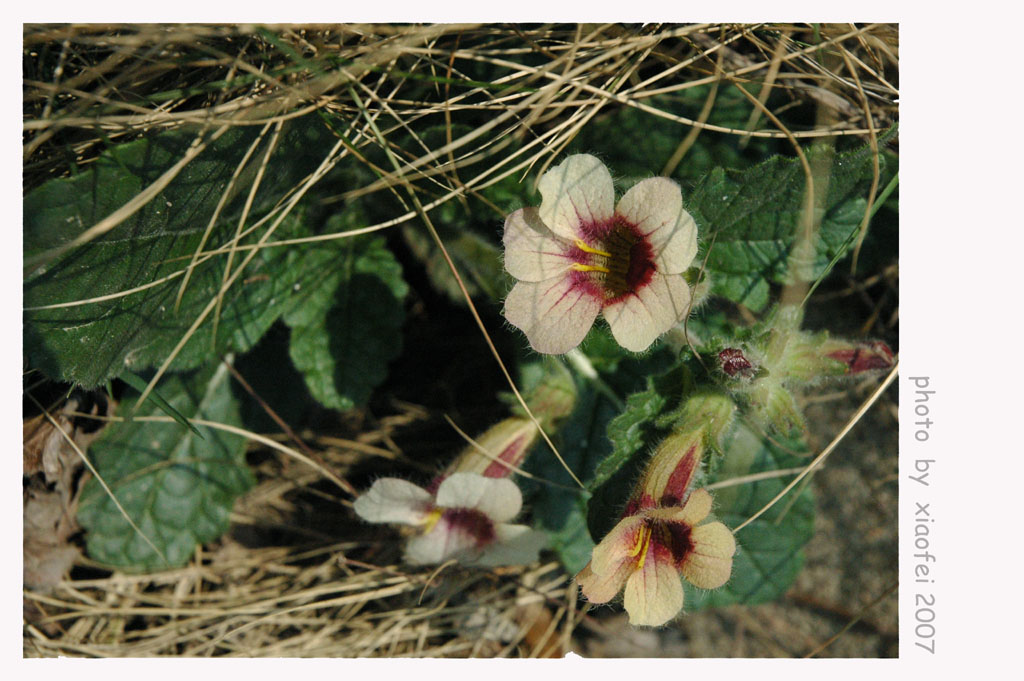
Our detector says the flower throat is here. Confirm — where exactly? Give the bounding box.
[571,219,655,300]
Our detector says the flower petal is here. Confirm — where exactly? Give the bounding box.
[576,558,634,604]
[602,273,692,352]
[676,488,713,525]
[680,521,736,589]
[435,472,522,523]
[353,478,432,525]
[622,553,684,627]
[590,515,646,577]
[615,177,698,275]
[404,519,479,565]
[538,154,615,241]
[470,524,548,567]
[503,208,575,282]
[504,277,601,354]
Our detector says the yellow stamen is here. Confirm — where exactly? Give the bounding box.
[571,262,610,274]
[422,508,443,533]
[573,239,612,258]
[629,525,652,570]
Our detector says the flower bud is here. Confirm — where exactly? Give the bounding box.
[448,417,539,479]
[820,339,895,375]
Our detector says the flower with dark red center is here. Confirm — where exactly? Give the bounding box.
[503,154,698,354]
[577,489,735,626]
[576,429,735,626]
[353,472,546,567]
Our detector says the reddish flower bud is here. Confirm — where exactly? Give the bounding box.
[719,348,755,378]
[824,340,895,374]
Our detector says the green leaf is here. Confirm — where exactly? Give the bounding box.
[685,422,815,610]
[24,118,340,388]
[282,227,408,410]
[77,362,255,572]
[689,135,895,311]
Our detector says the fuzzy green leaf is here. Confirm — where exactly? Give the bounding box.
[282,228,408,410]
[24,119,339,388]
[77,362,255,572]
[685,422,815,610]
[690,135,894,311]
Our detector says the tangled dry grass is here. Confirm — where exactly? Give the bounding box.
[23,23,898,657]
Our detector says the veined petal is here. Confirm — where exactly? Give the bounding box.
[680,521,736,589]
[470,524,548,567]
[504,277,601,355]
[435,472,523,523]
[622,553,684,626]
[538,154,615,242]
[590,515,646,577]
[602,273,692,352]
[353,478,433,525]
[577,558,634,604]
[615,177,698,275]
[503,208,575,282]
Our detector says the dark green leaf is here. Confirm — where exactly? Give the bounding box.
[24,118,339,387]
[689,134,895,311]
[282,228,408,410]
[77,362,255,572]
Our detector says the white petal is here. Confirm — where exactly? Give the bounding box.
[435,472,523,523]
[602,273,692,352]
[404,520,479,565]
[469,524,548,567]
[615,177,698,275]
[353,478,433,525]
[504,277,601,355]
[538,154,615,242]
[622,554,684,627]
[503,208,575,282]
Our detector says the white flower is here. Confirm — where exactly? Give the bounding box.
[353,472,547,567]
[503,154,698,354]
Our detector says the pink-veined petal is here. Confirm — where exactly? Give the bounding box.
[680,521,736,589]
[602,273,692,352]
[503,277,601,354]
[470,524,548,567]
[352,478,432,525]
[538,154,615,242]
[622,553,684,627]
[404,518,480,565]
[576,557,634,604]
[435,472,522,523]
[615,177,698,275]
[503,208,575,282]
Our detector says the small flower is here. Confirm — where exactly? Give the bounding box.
[503,154,698,354]
[577,488,735,627]
[577,436,735,626]
[353,472,547,567]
